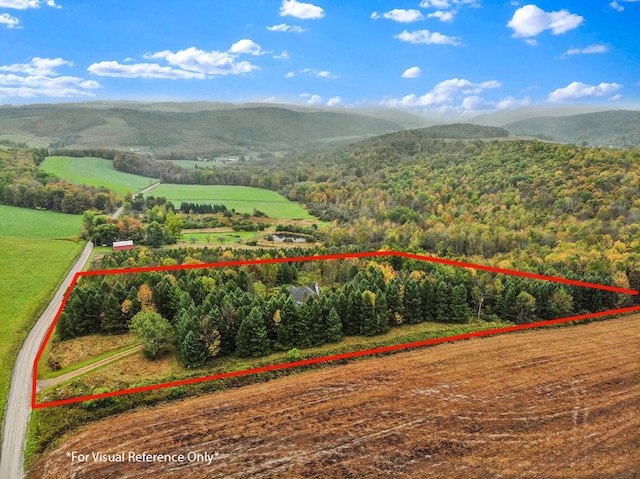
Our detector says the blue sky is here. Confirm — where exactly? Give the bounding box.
[0,0,638,116]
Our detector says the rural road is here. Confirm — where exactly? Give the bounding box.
[0,181,159,478]
[0,242,93,479]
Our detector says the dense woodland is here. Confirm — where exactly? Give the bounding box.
[111,132,640,296]
[0,149,120,214]
[58,248,620,367]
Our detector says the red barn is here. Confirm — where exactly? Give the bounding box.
[113,240,134,251]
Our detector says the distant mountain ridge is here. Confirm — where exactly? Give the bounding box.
[0,103,404,157]
[504,110,640,148]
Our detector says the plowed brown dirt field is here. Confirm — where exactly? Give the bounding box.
[29,315,640,479]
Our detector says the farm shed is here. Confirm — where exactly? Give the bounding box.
[113,240,134,251]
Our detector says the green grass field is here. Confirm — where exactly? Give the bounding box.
[0,205,84,434]
[181,230,260,245]
[153,184,313,219]
[40,156,158,196]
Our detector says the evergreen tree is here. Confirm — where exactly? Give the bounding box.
[451,284,470,323]
[403,278,422,324]
[385,278,403,325]
[435,281,452,323]
[375,290,390,334]
[57,311,75,340]
[102,293,127,334]
[76,285,103,335]
[235,307,270,357]
[329,290,349,331]
[360,290,378,336]
[345,288,363,336]
[420,279,436,322]
[325,307,343,343]
[181,330,207,368]
[306,298,326,347]
[276,296,299,349]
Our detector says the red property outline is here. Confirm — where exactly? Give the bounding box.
[33,250,639,409]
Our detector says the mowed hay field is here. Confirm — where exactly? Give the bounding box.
[40,156,157,196]
[0,205,83,429]
[153,184,313,219]
[29,315,640,479]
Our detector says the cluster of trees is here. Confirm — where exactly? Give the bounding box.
[0,148,120,214]
[82,206,183,247]
[178,202,228,214]
[58,249,621,367]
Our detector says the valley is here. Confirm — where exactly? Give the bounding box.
[0,103,637,479]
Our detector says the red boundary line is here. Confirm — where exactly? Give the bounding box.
[32,250,639,409]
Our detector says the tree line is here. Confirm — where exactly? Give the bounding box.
[58,249,620,368]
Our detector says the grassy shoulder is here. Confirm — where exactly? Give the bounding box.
[0,206,84,436]
[28,317,509,465]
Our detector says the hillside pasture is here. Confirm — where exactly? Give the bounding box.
[153,184,313,219]
[0,205,83,431]
[40,156,157,196]
[0,132,48,149]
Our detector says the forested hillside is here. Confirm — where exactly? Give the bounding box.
[282,137,638,287]
[505,110,640,148]
[109,132,639,293]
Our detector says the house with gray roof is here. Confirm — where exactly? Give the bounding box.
[287,283,320,305]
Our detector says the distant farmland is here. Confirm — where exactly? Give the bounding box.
[153,184,313,219]
[40,156,158,196]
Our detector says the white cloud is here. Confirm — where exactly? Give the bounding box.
[267,23,307,32]
[229,39,268,56]
[371,9,424,23]
[395,29,462,46]
[0,13,19,28]
[384,78,501,107]
[89,43,262,80]
[548,81,622,103]
[610,1,624,11]
[419,0,477,22]
[609,93,623,101]
[525,38,538,46]
[274,50,290,60]
[280,0,324,20]
[327,96,342,106]
[495,96,530,110]
[401,66,422,78]
[0,57,99,100]
[144,46,259,75]
[562,44,608,57]
[306,94,322,105]
[610,0,640,12]
[507,5,583,38]
[88,61,205,80]
[0,0,59,8]
[0,57,71,75]
[427,10,454,22]
[285,71,295,77]
[300,67,337,78]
